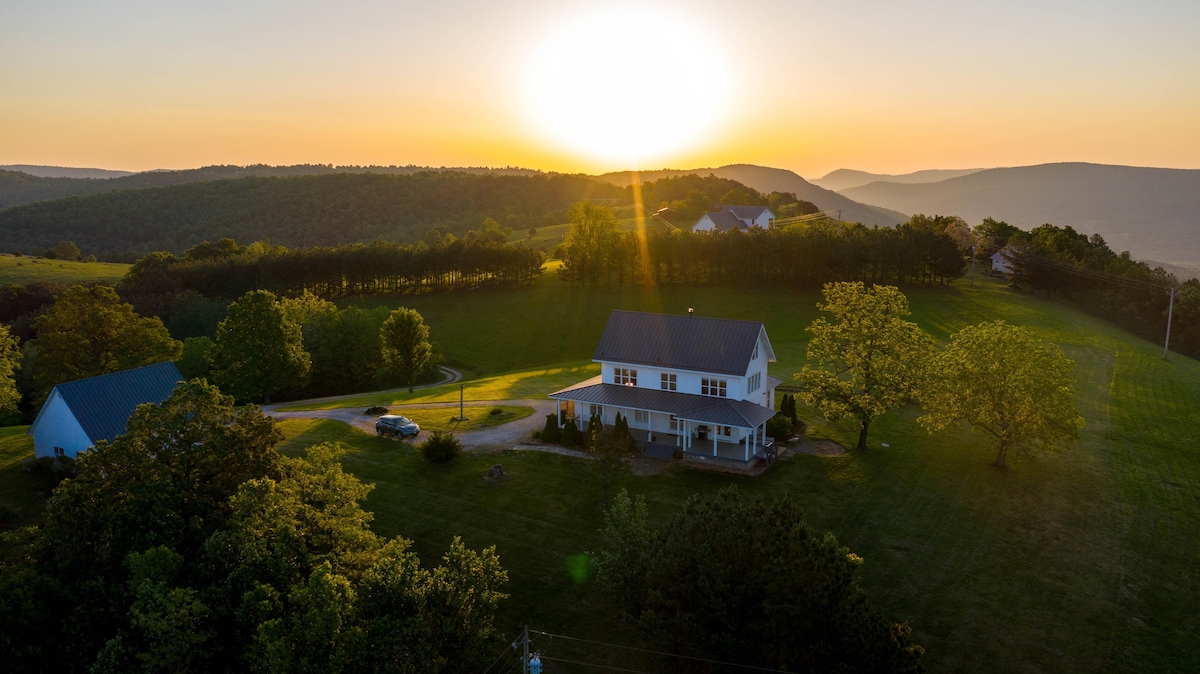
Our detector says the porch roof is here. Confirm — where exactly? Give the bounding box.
[550,377,777,429]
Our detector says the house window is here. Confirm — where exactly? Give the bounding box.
[53,447,65,458]
[748,372,761,393]
[614,368,637,386]
[660,373,677,391]
[752,343,759,360]
[701,378,727,397]
[589,404,603,419]
[669,415,679,431]
[634,410,649,424]
[721,426,733,437]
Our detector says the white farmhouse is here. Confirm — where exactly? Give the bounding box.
[28,361,183,458]
[991,248,1015,275]
[692,205,775,232]
[550,310,783,464]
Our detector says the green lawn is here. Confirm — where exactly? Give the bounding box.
[297,272,1200,672]
[4,269,1198,671]
[378,404,533,433]
[0,426,46,529]
[0,253,130,285]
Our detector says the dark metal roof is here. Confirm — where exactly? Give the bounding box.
[49,361,183,444]
[550,378,776,429]
[594,310,765,376]
[696,210,748,231]
[723,205,773,221]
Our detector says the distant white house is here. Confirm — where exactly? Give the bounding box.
[28,361,183,458]
[550,310,782,464]
[991,248,1015,275]
[692,205,775,232]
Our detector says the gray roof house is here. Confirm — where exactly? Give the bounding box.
[550,310,782,465]
[692,205,775,232]
[28,361,183,458]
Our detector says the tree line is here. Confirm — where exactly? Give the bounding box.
[559,204,968,289]
[981,219,1200,360]
[121,236,546,301]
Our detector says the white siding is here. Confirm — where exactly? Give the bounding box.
[692,214,717,232]
[29,390,93,458]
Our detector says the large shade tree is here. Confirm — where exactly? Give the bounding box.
[380,307,432,393]
[0,380,508,673]
[595,488,926,672]
[918,320,1085,468]
[29,284,181,401]
[795,282,934,450]
[208,290,310,403]
[559,200,620,286]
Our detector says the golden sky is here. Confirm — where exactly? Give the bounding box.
[2,1,1198,178]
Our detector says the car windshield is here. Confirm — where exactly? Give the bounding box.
[394,416,412,425]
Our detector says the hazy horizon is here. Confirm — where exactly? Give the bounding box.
[3,1,1199,177]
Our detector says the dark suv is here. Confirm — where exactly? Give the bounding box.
[376,414,420,438]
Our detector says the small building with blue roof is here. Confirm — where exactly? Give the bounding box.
[28,361,183,458]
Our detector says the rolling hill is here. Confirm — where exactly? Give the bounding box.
[840,162,1200,269]
[0,164,545,210]
[0,165,137,179]
[597,164,909,226]
[814,167,986,192]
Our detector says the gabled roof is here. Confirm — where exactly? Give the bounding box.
[698,210,749,231]
[594,310,771,376]
[723,205,772,221]
[42,361,183,444]
[550,376,777,429]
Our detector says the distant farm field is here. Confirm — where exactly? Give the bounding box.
[0,253,130,285]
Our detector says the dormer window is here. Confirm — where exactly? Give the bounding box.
[752,343,759,360]
[614,368,637,386]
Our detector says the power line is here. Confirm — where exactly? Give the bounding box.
[536,656,657,673]
[482,630,525,674]
[532,630,800,673]
[1003,250,1171,294]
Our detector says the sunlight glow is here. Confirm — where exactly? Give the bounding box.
[522,6,733,166]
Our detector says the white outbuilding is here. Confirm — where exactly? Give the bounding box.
[28,361,183,458]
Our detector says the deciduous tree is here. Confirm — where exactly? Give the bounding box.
[560,201,620,286]
[596,488,926,672]
[795,282,934,450]
[30,284,181,401]
[208,290,310,403]
[0,323,20,420]
[918,320,1085,468]
[380,307,432,393]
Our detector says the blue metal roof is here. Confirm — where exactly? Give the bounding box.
[48,361,183,444]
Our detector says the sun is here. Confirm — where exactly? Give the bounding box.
[522,6,733,167]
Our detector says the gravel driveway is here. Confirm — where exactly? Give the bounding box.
[263,398,558,451]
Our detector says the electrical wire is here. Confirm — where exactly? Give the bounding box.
[482,631,525,674]
[536,655,657,673]
[532,630,800,673]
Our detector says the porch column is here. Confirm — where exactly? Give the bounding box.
[712,432,717,457]
[557,401,564,428]
[744,432,749,462]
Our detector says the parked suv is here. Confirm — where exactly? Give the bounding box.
[376,414,420,438]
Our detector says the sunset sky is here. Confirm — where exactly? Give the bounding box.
[2,0,1198,178]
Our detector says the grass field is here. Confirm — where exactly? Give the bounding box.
[0,253,130,285]
[380,404,534,433]
[3,268,1198,671]
[305,270,1199,671]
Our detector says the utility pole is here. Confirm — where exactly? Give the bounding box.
[523,624,530,674]
[970,239,977,287]
[836,208,843,224]
[1163,287,1177,360]
[459,383,464,421]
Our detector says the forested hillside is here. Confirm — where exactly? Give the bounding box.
[0,171,623,260]
[0,164,544,210]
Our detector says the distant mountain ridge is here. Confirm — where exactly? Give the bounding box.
[597,164,908,226]
[0,164,545,210]
[0,165,137,179]
[839,162,1200,268]
[814,168,986,192]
